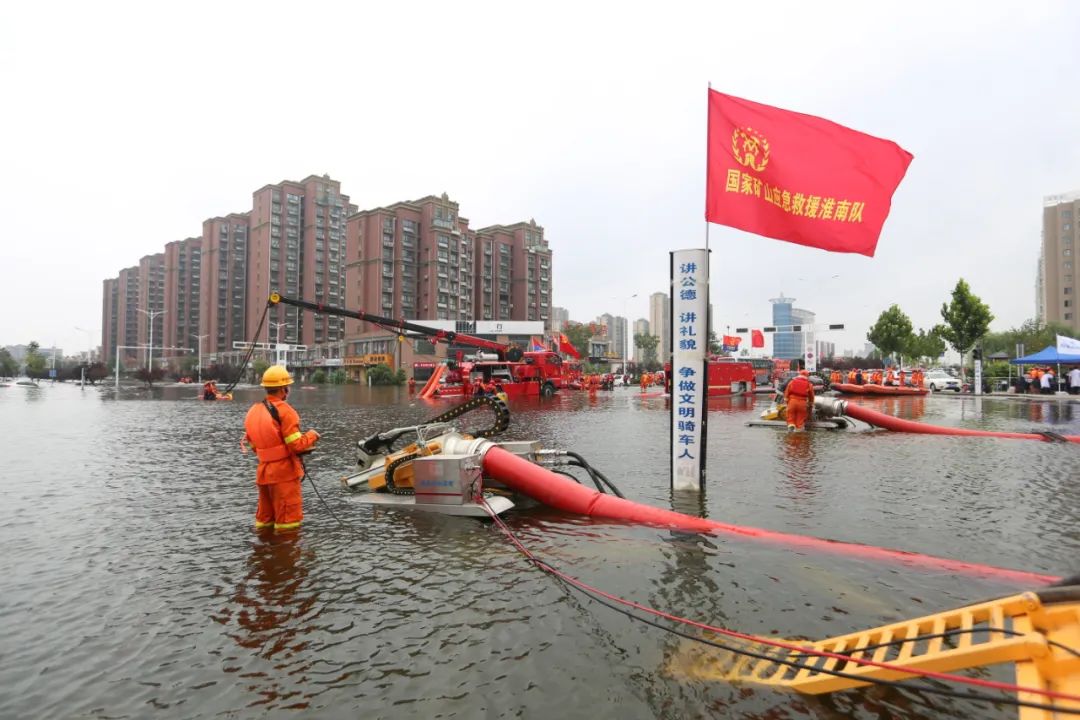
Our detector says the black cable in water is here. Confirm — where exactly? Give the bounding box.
[220,301,271,395]
[551,469,583,485]
[567,460,606,493]
[298,454,356,532]
[487,511,1080,717]
[565,451,625,498]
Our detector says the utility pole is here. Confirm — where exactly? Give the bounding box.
[136,308,167,372]
[74,326,96,387]
[192,334,209,384]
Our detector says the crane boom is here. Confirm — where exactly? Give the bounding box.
[267,292,518,359]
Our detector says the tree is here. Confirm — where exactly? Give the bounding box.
[905,328,946,365]
[561,322,593,358]
[0,348,18,378]
[367,363,403,385]
[252,358,271,381]
[633,333,659,367]
[937,279,994,375]
[329,369,348,384]
[866,305,913,366]
[134,367,166,386]
[707,330,723,355]
[25,341,48,379]
[981,319,1073,358]
[311,369,327,384]
[87,362,109,384]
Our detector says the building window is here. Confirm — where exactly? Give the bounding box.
[1065,287,1072,294]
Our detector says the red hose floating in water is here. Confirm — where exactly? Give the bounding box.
[480,446,1061,585]
[822,398,1080,443]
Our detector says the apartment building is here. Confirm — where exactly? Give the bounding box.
[345,193,474,336]
[163,237,201,361]
[101,278,118,366]
[136,253,165,366]
[1041,192,1079,333]
[247,175,356,351]
[200,212,250,356]
[632,318,650,362]
[649,292,671,362]
[115,266,139,365]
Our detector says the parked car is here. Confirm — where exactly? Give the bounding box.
[925,369,961,392]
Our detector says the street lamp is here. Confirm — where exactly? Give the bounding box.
[269,321,288,367]
[74,326,96,386]
[192,334,209,384]
[135,308,167,372]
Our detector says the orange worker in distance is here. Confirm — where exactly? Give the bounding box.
[830,370,841,385]
[242,365,320,532]
[784,369,815,431]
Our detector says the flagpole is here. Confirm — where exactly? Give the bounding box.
[705,81,712,252]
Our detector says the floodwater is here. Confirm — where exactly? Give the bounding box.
[2,383,1078,719]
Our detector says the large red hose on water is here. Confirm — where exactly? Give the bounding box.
[820,398,1080,443]
[480,446,1061,585]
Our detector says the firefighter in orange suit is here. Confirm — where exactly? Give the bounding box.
[784,369,815,431]
[243,365,320,532]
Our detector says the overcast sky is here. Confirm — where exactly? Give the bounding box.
[2,1,1078,358]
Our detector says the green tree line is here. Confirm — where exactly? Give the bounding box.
[866,278,993,372]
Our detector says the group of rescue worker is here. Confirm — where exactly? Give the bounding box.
[202,380,221,400]
[828,367,925,388]
[638,371,665,391]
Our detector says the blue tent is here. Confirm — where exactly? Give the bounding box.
[1009,345,1080,364]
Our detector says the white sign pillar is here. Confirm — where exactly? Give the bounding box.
[670,249,709,493]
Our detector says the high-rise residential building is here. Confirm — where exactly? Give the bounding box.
[102,278,118,367]
[137,253,165,366]
[1036,247,1045,324]
[1040,191,1079,333]
[344,194,553,351]
[632,318,650,362]
[248,175,356,351]
[345,194,474,336]
[649,292,671,362]
[163,237,202,362]
[115,266,139,366]
[200,212,250,357]
[599,313,628,360]
[475,219,552,327]
[551,307,570,333]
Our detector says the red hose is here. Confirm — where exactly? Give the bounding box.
[481,447,1060,585]
[841,402,1080,443]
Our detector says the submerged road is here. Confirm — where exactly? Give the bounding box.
[1,383,1077,719]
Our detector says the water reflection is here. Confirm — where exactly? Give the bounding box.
[217,532,317,710]
[778,431,819,500]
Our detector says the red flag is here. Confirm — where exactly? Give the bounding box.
[722,335,742,347]
[751,329,765,348]
[705,90,912,257]
[559,333,581,359]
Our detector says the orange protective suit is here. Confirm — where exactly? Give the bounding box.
[784,375,815,430]
[243,395,319,531]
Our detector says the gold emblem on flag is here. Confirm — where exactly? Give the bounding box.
[732,127,769,172]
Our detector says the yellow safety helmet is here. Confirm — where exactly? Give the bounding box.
[261,365,294,388]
